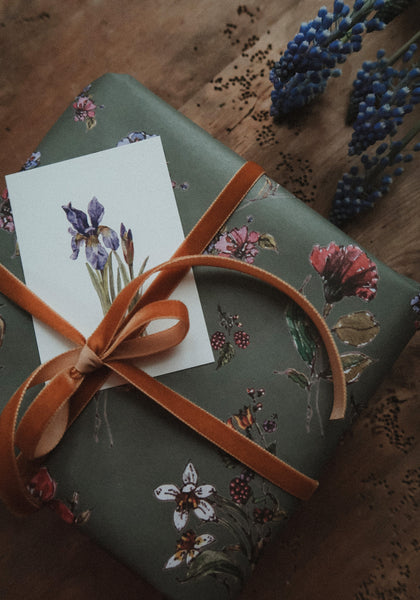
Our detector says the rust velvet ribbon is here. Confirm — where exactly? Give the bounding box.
[0,162,347,516]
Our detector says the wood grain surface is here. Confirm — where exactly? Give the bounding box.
[0,1,419,599]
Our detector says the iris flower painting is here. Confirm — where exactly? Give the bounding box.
[63,196,147,315]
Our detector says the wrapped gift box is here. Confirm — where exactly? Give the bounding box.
[0,74,418,600]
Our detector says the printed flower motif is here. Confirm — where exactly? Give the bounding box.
[0,188,14,233]
[164,530,215,569]
[120,223,134,266]
[263,418,278,433]
[232,406,255,431]
[27,467,57,502]
[411,293,420,330]
[154,462,217,531]
[117,131,157,146]
[310,242,378,305]
[247,387,265,399]
[62,197,119,271]
[411,293,420,314]
[73,96,97,122]
[172,180,190,191]
[27,467,76,524]
[27,468,91,525]
[72,84,103,129]
[21,151,41,171]
[1,152,42,232]
[214,226,260,263]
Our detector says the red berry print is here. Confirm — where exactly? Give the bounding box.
[234,330,250,349]
[253,507,274,524]
[229,476,251,505]
[210,331,226,349]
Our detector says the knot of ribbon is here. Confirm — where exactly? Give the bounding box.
[0,162,347,516]
[74,345,104,374]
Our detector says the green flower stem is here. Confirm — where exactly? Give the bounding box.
[314,377,324,437]
[216,516,251,561]
[387,29,420,66]
[86,263,109,316]
[116,268,122,294]
[216,494,251,530]
[367,117,420,185]
[129,256,149,311]
[215,494,256,545]
[330,0,378,45]
[108,254,116,303]
[113,251,130,287]
[102,390,114,447]
[100,267,112,313]
[305,386,314,434]
[254,422,269,451]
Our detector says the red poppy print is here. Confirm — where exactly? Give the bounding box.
[28,467,57,502]
[27,467,90,525]
[310,242,378,305]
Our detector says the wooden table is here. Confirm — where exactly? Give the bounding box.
[0,1,419,599]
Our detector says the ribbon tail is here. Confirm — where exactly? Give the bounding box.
[108,360,319,501]
[0,349,104,515]
[0,363,75,514]
[0,393,40,515]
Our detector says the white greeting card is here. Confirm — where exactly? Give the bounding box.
[6,137,214,382]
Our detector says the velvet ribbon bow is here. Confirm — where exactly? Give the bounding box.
[0,162,347,516]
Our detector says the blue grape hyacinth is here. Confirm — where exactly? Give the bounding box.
[330,33,420,225]
[270,0,388,118]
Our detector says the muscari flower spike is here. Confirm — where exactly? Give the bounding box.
[270,0,389,118]
[331,35,420,225]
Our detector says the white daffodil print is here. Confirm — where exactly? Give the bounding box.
[154,459,288,592]
[154,462,217,531]
[164,530,215,569]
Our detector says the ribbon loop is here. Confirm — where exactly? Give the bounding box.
[102,299,190,361]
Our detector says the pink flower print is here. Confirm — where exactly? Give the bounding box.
[73,96,97,122]
[154,462,216,531]
[214,226,260,263]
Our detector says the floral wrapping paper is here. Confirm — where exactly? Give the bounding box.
[0,74,418,600]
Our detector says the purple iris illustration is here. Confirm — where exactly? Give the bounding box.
[62,197,119,271]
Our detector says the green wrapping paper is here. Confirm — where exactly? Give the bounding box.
[0,73,418,600]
